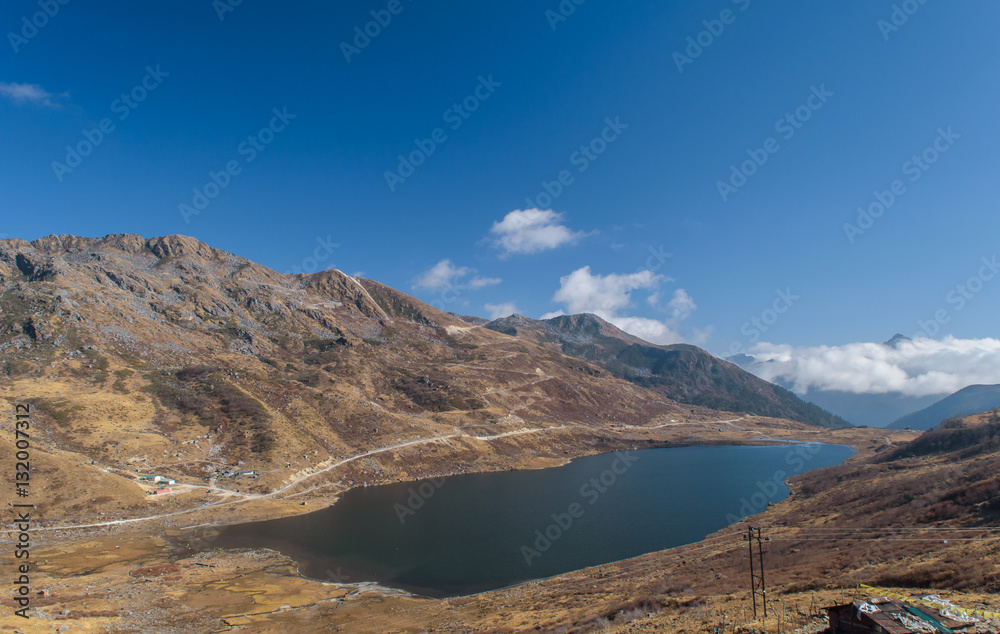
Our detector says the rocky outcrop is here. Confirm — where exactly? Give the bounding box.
[0,231,706,479]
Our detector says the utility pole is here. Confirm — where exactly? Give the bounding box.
[748,526,757,618]
[757,527,766,618]
[747,526,767,619]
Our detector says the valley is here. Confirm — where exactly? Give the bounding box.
[1,234,998,632]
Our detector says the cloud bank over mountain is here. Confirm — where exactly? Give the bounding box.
[741,336,1000,397]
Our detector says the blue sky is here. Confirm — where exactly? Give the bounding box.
[4,0,1000,366]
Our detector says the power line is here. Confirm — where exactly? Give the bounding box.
[748,526,766,619]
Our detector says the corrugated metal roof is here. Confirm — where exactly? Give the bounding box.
[865,608,917,634]
[826,598,978,634]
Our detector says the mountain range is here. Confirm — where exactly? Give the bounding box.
[10,233,1000,632]
[0,232,865,527]
[0,233,786,519]
[887,384,1000,430]
[475,313,850,428]
[782,389,940,428]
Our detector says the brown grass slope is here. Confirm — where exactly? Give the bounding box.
[315,410,1000,632]
[1,233,715,524]
[69,412,995,633]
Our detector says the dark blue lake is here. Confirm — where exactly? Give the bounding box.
[209,443,854,597]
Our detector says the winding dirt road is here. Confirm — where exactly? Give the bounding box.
[33,425,555,532]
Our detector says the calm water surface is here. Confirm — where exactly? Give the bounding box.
[208,443,854,597]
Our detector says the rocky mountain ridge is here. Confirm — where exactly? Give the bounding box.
[479,312,851,428]
[1,233,720,522]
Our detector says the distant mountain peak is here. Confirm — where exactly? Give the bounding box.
[888,384,1000,430]
[884,333,912,348]
[726,353,756,368]
[542,313,652,345]
[449,313,490,326]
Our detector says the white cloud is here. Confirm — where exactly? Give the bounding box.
[485,302,519,319]
[490,209,587,256]
[607,316,683,345]
[742,336,1000,397]
[413,260,470,291]
[540,310,565,320]
[0,82,63,106]
[413,260,501,293]
[689,326,713,346]
[468,276,502,290]
[552,266,660,315]
[548,266,695,345]
[668,289,697,321]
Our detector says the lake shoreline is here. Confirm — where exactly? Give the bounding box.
[11,420,919,632]
[199,440,857,598]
